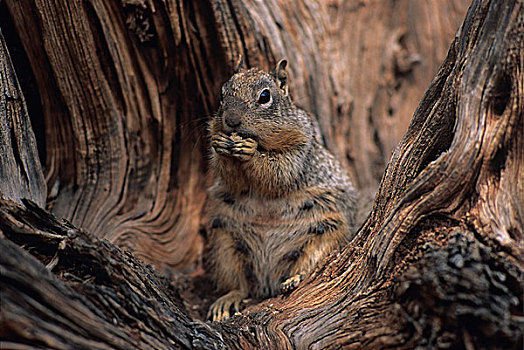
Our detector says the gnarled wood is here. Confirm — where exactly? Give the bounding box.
[2,0,468,270]
[0,0,522,348]
[0,29,45,206]
[0,197,222,350]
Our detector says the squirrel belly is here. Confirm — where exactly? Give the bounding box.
[205,59,357,321]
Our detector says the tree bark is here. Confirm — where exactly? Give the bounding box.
[0,28,46,207]
[0,198,222,349]
[1,0,522,349]
[1,0,469,270]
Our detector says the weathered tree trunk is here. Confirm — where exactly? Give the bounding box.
[1,0,469,270]
[1,0,522,349]
[0,28,45,207]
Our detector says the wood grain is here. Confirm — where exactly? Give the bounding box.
[3,0,468,270]
[0,0,521,348]
[0,28,46,206]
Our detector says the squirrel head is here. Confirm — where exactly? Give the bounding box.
[211,59,312,152]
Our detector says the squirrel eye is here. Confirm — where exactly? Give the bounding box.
[257,89,271,104]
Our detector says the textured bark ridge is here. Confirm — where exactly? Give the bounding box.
[0,29,46,207]
[0,198,222,349]
[1,0,522,349]
[1,0,468,270]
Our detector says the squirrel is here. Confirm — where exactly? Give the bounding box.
[205,59,357,321]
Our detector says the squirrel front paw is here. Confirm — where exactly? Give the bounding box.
[229,133,258,161]
[211,133,232,156]
[212,132,258,161]
[280,273,304,293]
[208,290,246,322]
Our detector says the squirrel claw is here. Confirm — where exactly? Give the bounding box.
[211,133,257,160]
[208,290,245,322]
[211,133,232,155]
[280,273,304,293]
[230,137,258,161]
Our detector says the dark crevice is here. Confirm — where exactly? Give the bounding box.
[368,106,386,168]
[9,126,28,183]
[387,107,394,116]
[1,2,46,167]
[490,144,507,182]
[491,70,511,116]
[417,95,457,173]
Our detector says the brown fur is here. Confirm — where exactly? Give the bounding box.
[205,60,357,321]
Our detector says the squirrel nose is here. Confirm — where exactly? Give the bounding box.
[224,111,242,128]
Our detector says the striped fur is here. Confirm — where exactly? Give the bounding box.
[206,62,357,321]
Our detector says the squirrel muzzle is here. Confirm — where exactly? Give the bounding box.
[224,109,242,129]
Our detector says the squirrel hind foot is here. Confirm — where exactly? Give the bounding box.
[207,289,247,322]
[280,273,305,294]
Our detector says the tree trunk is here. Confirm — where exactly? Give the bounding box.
[1,0,469,270]
[1,0,522,349]
[0,27,45,207]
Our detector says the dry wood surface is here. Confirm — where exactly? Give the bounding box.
[2,0,468,270]
[0,0,522,349]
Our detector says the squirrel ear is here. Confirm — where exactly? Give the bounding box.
[234,55,245,73]
[273,59,289,95]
